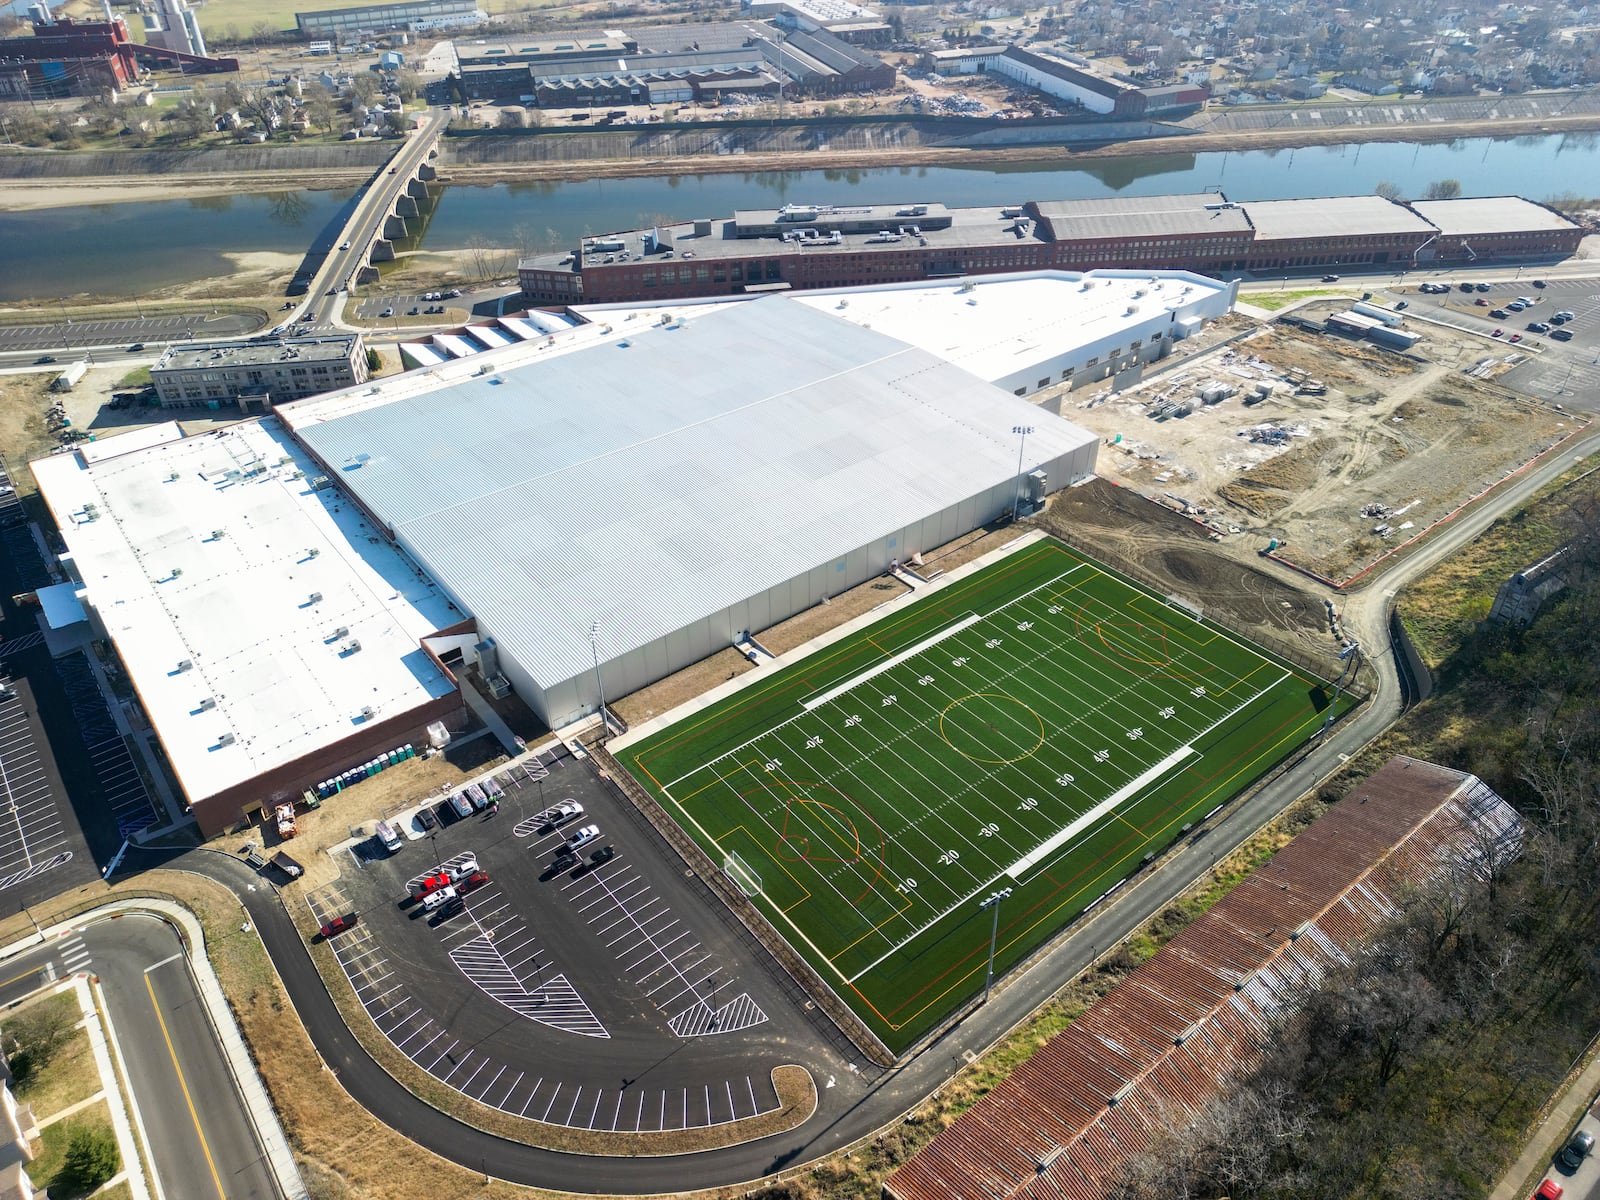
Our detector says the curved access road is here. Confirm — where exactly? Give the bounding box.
[161,423,1600,1194]
[0,914,277,1200]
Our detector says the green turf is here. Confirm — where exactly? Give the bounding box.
[618,537,1356,1053]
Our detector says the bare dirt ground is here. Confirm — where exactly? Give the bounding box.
[1062,314,1582,581]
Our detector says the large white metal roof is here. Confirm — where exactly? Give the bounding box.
[32,420,460,807]
[792,271,1232,382]
[290,296,1098,691]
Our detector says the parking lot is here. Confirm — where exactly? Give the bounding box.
[306,745,823,1133]
[0,679,78,896]
[1375,277,1600,407]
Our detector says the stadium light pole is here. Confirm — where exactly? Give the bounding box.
[1011,425,1033,519]
[980,887,1013,1004]
[589,620,608,735]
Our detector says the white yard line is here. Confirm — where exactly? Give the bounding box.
[801,613,983,711]
[1004,746,1196,879]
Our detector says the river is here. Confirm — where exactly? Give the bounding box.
[3,131,1599,303]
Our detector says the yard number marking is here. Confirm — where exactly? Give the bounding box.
[1126,727,1144,741]
[1018,797,1039,811]
[1192,686,1207,697]
[844,714,863,728]
[938,849,960,865]
[764,759,783,772]
[951,657,969,668]
[917,675,935,686]
[1093,749,1110,763]
[1016,621,1034,632]
[978,823,1000,838]
[985,639,1003,649]
[1056,773,1075,786]
[805,735,824,749]
[1159,706,1176,719]
[881,694,899,708]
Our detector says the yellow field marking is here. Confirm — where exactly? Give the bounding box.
[1123,591,1218,649]
[727,826,813,911]
[145,972,225,1200]
[831,888,915,961]
[938,693,1046,765]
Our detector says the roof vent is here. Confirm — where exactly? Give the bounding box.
[1109,1080,1137,1106]
[217,732,235,746]
[1036,1147,1064,1174]
[1290,919,1314,940]
[1174,1017,1207,1046]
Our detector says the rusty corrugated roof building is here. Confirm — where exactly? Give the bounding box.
[884,756,1521,1200]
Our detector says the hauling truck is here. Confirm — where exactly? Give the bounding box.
[275,802,298,839]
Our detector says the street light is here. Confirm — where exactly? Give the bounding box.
[589,620,607,735]
[980,887,1012,1004]
[1011,425,1034,519]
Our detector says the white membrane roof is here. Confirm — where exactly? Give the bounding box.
[32,420,459,805]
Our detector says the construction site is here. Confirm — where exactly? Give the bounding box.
[1063,307,1585,583]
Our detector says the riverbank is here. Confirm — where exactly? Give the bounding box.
[4,107,1600,208]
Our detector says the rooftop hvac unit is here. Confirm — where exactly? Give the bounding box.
[217,732,235,746]
[171,567,183,578]
[344,639,362,654]
[177,659,193,673]
[168,472,180,482]
[211,528,226,540]
[199,697,216,711]
[360,705,375,720]
[331,626,349,640]
[307,547,320,558]
[1081,279,1097,290]
[308,591,323,605]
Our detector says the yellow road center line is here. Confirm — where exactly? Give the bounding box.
[144,972,225,1200]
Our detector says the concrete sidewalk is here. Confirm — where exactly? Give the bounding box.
[1491,1040,1600,1200]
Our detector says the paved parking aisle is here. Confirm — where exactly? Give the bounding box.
[440,881,609,1037]
[0,684,75,892]
[563,858,769,1038]
[54,652,159,838]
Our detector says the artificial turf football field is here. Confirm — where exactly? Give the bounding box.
[617,536,1355,1053]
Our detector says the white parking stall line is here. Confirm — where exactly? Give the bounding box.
[460,1057,493,1092]
[541,1086,561,1123]
[397,1021,443,1054]
[407,1026,449,1057]
[517,1078,544,1118]
[483,1066,513,1106]
[441,1049,477,1085]
[587,1091,603,1129]
[423,1039,460,1073]
[566,1089,583,1126]
[747,1075,757,1114]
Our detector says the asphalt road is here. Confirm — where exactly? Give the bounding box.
[304,109,450,331]
[0,915,274,1199]
[0,313,256,361]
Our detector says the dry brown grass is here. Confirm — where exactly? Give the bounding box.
[0,371,67,494]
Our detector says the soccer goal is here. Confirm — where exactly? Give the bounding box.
[724,850,763,898]
[1166,593,1204,621]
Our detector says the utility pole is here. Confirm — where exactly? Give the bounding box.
[1011,425,1033,518]
[980,887,1012,1004]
